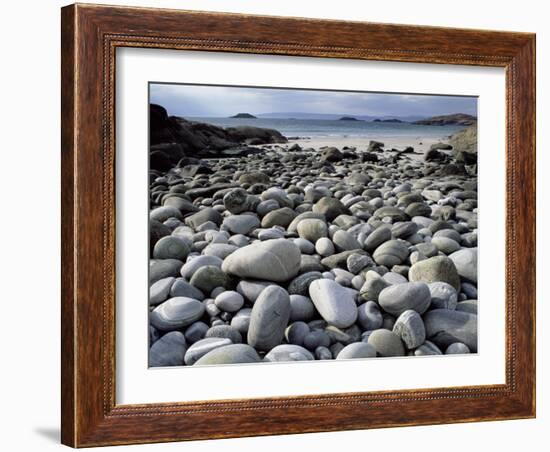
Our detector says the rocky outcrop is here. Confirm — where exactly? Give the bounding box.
[149,104,287,170]
[230,113,257,118]
[450,124,477,164]
[414,113,477,126]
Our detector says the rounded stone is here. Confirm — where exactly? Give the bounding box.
[153,236,191,261]
[239,171,270,185]
[291,237,312,253]
[210,286,225,298]
[315,237,335,256]
[449,248,478,283]
[222,239,301,282]
[379,282,431,316]
[261,207,296,228]
[423,309,478,352]
[312,197,348,221]
[309,279,358,328]
[382,271,408,285]
[285,321,310,346]
[180,255,223,280]
[324,325,352,344]
[391,221,418,239]
[150,219,171,250]
[189,265,228,293]
[347,253,373,274]
[149,331,187,367]
[445,342,471,354]
[359,271,391,302]
[405,202,432,217]
[256,199,280,217]
[288,272,323,295]
[461,282,478,299]
[150,277,175,305]
[367,329,405,357]
[372,206,409,222]
[150,297,205,331]
[222,214,260,235]
[428,282,458,310]
[456,300,478,314]
[297,218,328,242]
[336,342,377,360]
[287,212,326,233]
[315,346,333,360]
[184,321,209,343]
[364,226,392,251]
[393,310,426,349]
[202,243,238,259]
[414,242,439,258]
[332,230,361,252]
[258,228,286,245]
[409,256,461,291]
[236,280,275,303]
[150,206,182,222]
[223,188,250,214]
[373,240,409,267]
[289,295,316,321]
[170,278,205,300]
[247,286,291,351]
[434,228,462,243]
[205,325,242,343]
[150,259,183,284]
[431,236,461,255]
[228,234,250,247]
[357,301,384,330]
[184,337,233,365]
[351,274,365,290]
[230,308,252,334]
[303,330,331,350]
[263,344,314,362]
[214,291,244,313]
[414,340,442,356]
[185,208,222,228]
[194,344,261,365]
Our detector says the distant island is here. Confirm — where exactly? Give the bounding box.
[230,113,257,119]
[373,118,404,123]
[413,113,477,126]
[339,116,360,121]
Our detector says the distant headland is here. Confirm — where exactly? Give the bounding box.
[413,113,477,126]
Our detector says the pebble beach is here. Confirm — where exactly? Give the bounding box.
[148,105,478,367]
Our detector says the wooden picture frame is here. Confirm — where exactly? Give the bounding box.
[61,3,536,447]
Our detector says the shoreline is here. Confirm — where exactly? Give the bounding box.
[258,135,454,163]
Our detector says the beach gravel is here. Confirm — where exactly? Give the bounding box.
[148,113,478,367]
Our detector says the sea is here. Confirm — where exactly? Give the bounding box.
[187,117,466,140]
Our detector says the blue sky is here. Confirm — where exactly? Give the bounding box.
[150,83,477,119]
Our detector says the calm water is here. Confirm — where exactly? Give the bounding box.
[187,117,466,139]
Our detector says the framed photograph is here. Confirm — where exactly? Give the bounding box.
[61,3,536,447]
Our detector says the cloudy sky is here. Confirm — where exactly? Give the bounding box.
[150,83,477,119]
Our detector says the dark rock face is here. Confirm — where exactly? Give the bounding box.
[149,103,287,169]
[424,148,449,163]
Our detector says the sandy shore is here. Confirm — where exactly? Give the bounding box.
[287,135,450,156]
